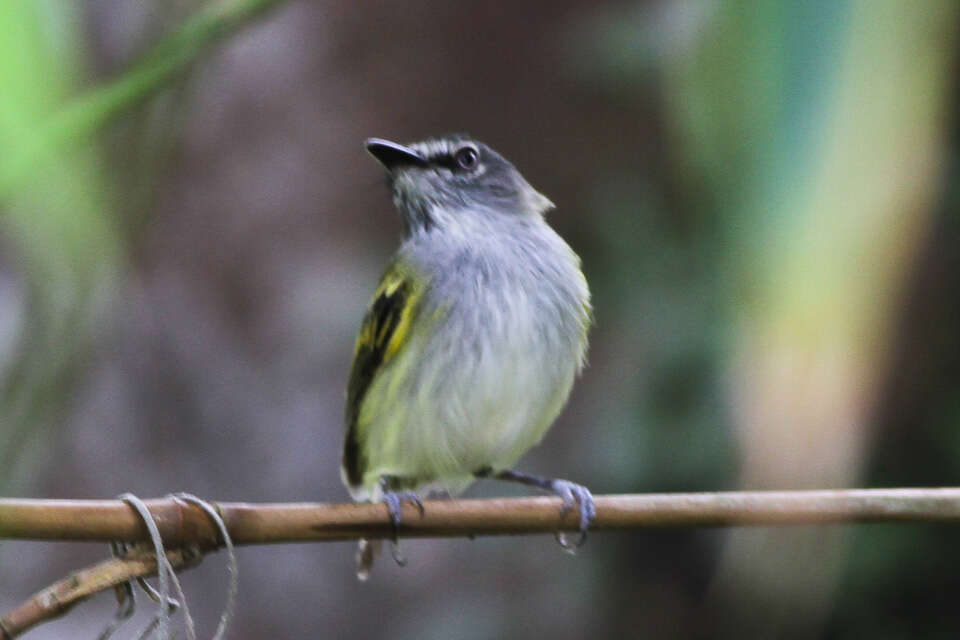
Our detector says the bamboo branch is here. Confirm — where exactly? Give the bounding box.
[3,489,960,548]
[0,548,202,640]
[4,489,960,637]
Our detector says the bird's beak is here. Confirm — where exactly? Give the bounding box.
[365,138,428,171]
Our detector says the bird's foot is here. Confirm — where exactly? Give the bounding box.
[489,469,596,554]
[549,479,596,553]
[379,478,425,566]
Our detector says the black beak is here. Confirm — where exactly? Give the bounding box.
[365,138,428,171]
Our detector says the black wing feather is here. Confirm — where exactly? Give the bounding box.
[342,274,413,486]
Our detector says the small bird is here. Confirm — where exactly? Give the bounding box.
[342,135,594,578]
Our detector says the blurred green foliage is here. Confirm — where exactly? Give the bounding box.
[577,0,959,637]
[0,0,119,489]
[0,0,285,489]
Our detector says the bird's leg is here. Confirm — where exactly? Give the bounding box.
[379,475,425,566]
[477,467,596,552]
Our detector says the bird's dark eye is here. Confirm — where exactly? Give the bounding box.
[454,147,479,170]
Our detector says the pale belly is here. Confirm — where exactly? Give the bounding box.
[350,295,581,500]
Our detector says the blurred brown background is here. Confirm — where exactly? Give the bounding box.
[1,1,959,638]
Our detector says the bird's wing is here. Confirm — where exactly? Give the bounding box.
[342,261,425,487]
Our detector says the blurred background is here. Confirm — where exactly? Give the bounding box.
[1,0,958,638]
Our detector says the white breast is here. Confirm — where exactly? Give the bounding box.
[353,216,589,498]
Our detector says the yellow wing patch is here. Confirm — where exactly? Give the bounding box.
[343,262,425,486]
[353,266,420,362]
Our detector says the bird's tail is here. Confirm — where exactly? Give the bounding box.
[355,538,381,581]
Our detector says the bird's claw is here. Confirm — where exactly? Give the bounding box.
[380,489,424,567]
[382,490,425,529]
[550,480,596,553]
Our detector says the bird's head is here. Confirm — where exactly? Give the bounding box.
[365,135,554,235]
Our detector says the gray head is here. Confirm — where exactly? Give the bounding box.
[365,135,554,235]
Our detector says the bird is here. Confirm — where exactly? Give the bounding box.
[341,134,593,579]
